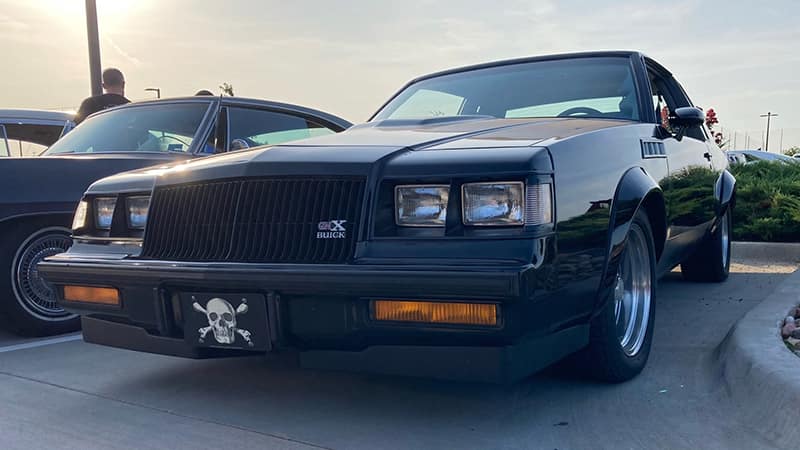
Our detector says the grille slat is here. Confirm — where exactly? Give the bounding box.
[141,177,365,264]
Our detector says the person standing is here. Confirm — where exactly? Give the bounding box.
[74,68,130,124]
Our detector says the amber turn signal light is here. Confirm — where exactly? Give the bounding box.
[62,285,120,306]
[372,300,498,326]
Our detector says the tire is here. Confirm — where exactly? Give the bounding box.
[0,225,80,336]
[680,208,731,282]
[581,210,657,383]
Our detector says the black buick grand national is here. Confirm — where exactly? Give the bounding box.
[39,51,735,383]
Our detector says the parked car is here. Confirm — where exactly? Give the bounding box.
[726,149,799,165]
[1,96,351,336]
[40,51,734,383]
[0,109,74,157]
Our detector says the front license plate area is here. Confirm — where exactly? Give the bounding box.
[181,293,270,351]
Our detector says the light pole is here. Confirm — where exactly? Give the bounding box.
[85,0,102,96]
[760,112,778,152]
[145,88,161,99]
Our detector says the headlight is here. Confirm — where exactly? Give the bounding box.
[94,197,116,230]
[395,185,449,227]
[126,196,150,229]
[462,182,524,226]
[72,200,88,230]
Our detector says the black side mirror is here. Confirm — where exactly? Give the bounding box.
[669,107,705,141]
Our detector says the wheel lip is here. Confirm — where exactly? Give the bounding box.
[720,210,731,268]
[11,226,77,321]
[614,223,652,357]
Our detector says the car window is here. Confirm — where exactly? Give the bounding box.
[227,107,336,150]
[44,102,211,155]
[374,57,641,121]
[385,89,465,119]
[6,139,47,157]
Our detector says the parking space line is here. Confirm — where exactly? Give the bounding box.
[0,334,83,353]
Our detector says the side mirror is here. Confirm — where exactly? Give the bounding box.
[670,107,705,128]
[669,107,705,141]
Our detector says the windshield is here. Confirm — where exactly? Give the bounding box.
[44,102,211,155]
[374,57,640,121]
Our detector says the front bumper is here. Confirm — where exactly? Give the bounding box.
[39,255,587,382]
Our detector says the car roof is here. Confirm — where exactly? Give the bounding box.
[103,96,352,130]
[0,109,74,122]
[407,50,647,84]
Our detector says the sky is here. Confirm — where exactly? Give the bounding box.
[1,0,798,150]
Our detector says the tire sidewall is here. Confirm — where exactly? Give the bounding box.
[10,226,76,323]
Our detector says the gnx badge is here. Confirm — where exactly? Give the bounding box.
[317,219,347,239]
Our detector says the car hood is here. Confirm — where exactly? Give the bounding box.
[88,117,630,193]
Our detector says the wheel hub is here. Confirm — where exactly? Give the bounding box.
[14,232,73,318]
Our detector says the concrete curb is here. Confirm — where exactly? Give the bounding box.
[733,241,800,264]
[717,267,800,447]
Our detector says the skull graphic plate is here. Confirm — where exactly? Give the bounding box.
[180,293,269,351]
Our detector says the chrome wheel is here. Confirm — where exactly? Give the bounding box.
[12,228,73,319]
[720,211,730,268]
[614,224,652,357]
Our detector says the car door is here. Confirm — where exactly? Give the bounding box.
[221,102,341,153]
[646,61,721,271]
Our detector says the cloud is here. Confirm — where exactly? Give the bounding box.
[104,36,142,67]
[0,13,28,31]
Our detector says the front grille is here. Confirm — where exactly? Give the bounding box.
[140,177,365,263]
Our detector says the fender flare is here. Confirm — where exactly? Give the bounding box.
[715,169,736,214]
[595,166,666,313]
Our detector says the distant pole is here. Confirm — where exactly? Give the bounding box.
[760,112,778,152]
[745,132,749,148]
[732,131,737,149]
[779,129,784,153]
[85,0,102,96]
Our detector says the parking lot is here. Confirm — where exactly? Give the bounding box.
[0,258,791,450]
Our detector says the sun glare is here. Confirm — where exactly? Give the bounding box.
[33,0,144,27]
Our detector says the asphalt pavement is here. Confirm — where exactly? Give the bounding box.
[0,261,793,450]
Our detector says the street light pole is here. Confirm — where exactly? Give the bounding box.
[85,0,102,96]
[145,88,161,99]
[760,112,778,153]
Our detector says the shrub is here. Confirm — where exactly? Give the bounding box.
[730,161,800,242]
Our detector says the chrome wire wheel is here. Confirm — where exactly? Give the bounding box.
[613,224,652,357]
[12,228,73,319]
[720,210,730,268]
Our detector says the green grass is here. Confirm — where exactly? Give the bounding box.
[730,162,800,242]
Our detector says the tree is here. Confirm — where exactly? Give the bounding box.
[784,146,800,157]
[219,83,234,96]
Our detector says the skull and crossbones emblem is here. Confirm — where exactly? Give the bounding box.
[192,297,253,347]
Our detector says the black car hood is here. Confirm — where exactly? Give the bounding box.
[89,117,630,192]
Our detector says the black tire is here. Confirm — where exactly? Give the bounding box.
[0,225,80,336]
[680,208,731,282]
[581,210,657,383]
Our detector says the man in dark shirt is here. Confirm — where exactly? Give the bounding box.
[74,68,130,124]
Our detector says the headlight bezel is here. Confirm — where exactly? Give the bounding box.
[394,184,450,227]
[461,181,526,227]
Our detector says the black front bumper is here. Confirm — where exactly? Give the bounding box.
[39,255,587,382]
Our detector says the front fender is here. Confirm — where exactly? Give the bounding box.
[715,169,736,213]
[595,166,665,312]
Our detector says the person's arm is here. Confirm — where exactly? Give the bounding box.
[74,97,95,124]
